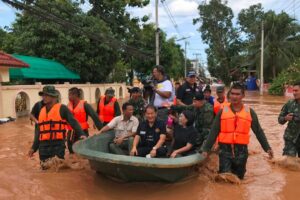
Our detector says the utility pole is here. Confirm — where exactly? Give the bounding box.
[176,36,191,77]
[293,0,295,19]
[193,53,201,74]
[184,41,189,77]
[260,21,264,96]
[155,0,159,65]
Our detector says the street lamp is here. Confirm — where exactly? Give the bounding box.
[176,36,191,77]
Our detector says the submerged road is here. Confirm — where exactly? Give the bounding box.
[0,91,299,200]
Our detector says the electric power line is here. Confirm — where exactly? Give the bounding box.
[281,0,296,13]
[285,1,300,18]
[161,0,181,37]
[1,0,153,59]
[270,0,289,12]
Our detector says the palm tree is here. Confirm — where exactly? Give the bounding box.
[238,5,300,82]
[263,11,300,80]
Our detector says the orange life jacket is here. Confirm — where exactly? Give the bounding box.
[38,103,67,141]
[214,97,228,115]
[67,100,89,130]
[218,104,252,145]
[173,96,177,105]
[98,96,116,123]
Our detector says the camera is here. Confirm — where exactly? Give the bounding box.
[293,113,300,122]
[142,78,155,90]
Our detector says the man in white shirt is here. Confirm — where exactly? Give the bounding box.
[152,65,174,123]
[99,102,139,155]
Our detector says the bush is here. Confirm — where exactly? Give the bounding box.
[268,60,300,95]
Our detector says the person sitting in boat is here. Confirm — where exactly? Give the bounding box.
[170,92,214,151]
[98,102,139,155]
[127,87,146,122]
[169,110,197,158]
[130,105,167,158]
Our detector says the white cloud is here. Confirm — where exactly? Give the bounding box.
[227,0,275,14]
[168,0,199,16]
[127,0,199,29]
[0,2,12,13]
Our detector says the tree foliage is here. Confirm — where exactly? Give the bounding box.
[238,4,300,82]
[2,0,119,83]
[268,59,300,95]
[193,0,241,84]
[193,1,300,85]
[0,28,7,48]
[0,0,185,84]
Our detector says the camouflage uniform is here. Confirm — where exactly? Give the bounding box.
[128,97,146,122]
[278,99,300,157]
[171,102,214,149]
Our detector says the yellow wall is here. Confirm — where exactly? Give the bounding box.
[0,82,128,118]
[0,68,10,82]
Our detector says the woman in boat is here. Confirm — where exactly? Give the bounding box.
[130,105,167,158]
[169,110,197,158]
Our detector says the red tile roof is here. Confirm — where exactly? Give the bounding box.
[0,52,29,68]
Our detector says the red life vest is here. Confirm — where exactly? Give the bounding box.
[67,100,89,130]
[98,96,116,123]
[218,104,252,145]
[38,103,67,141]
[173,96,177,105]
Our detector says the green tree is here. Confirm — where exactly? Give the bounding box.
[3,0,118,83]
[88,0,153,84]
[0,27,7,49]
[238,4,300,81]
[130,23,185,80]
[160,36,185,80]
[269,59,300,95]
[3,0,186,84]
[110,60,129,83]
[193,0,241,84]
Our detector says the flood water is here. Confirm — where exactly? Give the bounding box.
[0,91,299,200]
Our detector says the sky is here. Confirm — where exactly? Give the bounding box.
[1,0,300,67]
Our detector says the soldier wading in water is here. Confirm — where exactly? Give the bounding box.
[202,83,274,179]
[278,81,300,157]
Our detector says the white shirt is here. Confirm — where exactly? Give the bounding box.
[107,115,139,138]
[153,79,174,107]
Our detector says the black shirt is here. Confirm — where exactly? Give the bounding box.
[137,119,166,148]
[82,102,103,130]
[173,124,197,150]
[31,100,45,119]
[177,82,200,105]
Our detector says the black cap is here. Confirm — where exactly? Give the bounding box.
[193,92,204,101]
[187,71,196,77]
[130,87,141,93]
[216,86,225,93]
[105,87,115,96]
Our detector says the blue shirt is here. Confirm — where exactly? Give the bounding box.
[207,96,214,106]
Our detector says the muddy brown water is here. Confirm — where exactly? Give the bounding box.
[0,92,299,200]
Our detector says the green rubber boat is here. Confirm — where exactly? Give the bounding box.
[73,131,204,182]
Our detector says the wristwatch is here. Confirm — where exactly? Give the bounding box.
[152,147,157,150]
